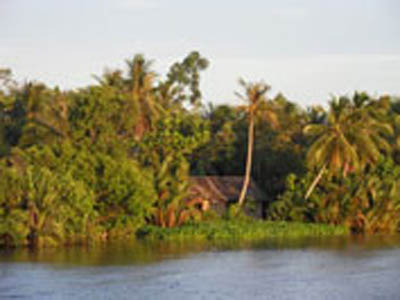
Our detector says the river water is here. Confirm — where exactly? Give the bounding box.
[1,235,400,299]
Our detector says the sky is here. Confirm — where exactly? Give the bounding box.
[1,0,399,106]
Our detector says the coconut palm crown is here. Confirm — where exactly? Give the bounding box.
[304,94,393,198]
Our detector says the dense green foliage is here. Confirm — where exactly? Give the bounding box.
[269,157,400,233]
[267,96,400,233]
[1,52,399,248]
[0,52,210,247]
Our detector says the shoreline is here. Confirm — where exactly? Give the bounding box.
[136,220,349,242]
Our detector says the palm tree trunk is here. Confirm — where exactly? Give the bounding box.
[238,113,255,207]
[305,163,326,200]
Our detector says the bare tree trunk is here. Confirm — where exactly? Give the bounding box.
[238,113,255,207]
[305,164,326,200]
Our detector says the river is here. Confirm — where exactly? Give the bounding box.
[1,235,400,299]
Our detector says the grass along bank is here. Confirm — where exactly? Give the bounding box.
[136,220,349,242]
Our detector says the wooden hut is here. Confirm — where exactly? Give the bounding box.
[188,176,267,218]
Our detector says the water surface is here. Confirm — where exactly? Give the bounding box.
[1,235,400,299]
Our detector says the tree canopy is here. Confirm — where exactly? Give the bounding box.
[1,52,400,247]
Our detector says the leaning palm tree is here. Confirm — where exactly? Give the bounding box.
[236,79,271,207]
[304,96,393,199]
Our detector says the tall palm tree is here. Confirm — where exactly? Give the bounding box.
[236,79,270,207]
[304,96,393,199]
[125,55,164,140]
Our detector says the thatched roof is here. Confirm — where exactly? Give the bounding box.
[188,176,266,204]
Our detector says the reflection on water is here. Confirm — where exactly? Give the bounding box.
[1,235,400,266]
[1,235,400,299]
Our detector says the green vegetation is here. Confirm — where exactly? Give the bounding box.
[137,220,349,242]
[1,52,399,248]
[268,97,400,234]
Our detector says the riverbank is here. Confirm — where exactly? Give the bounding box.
[136,220,349,242]
[0,219,349,249]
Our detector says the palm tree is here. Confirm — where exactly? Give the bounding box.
[304,96,393,199]
[236,79,270,207]
[9,83,70,149]
[125,55,164,140]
